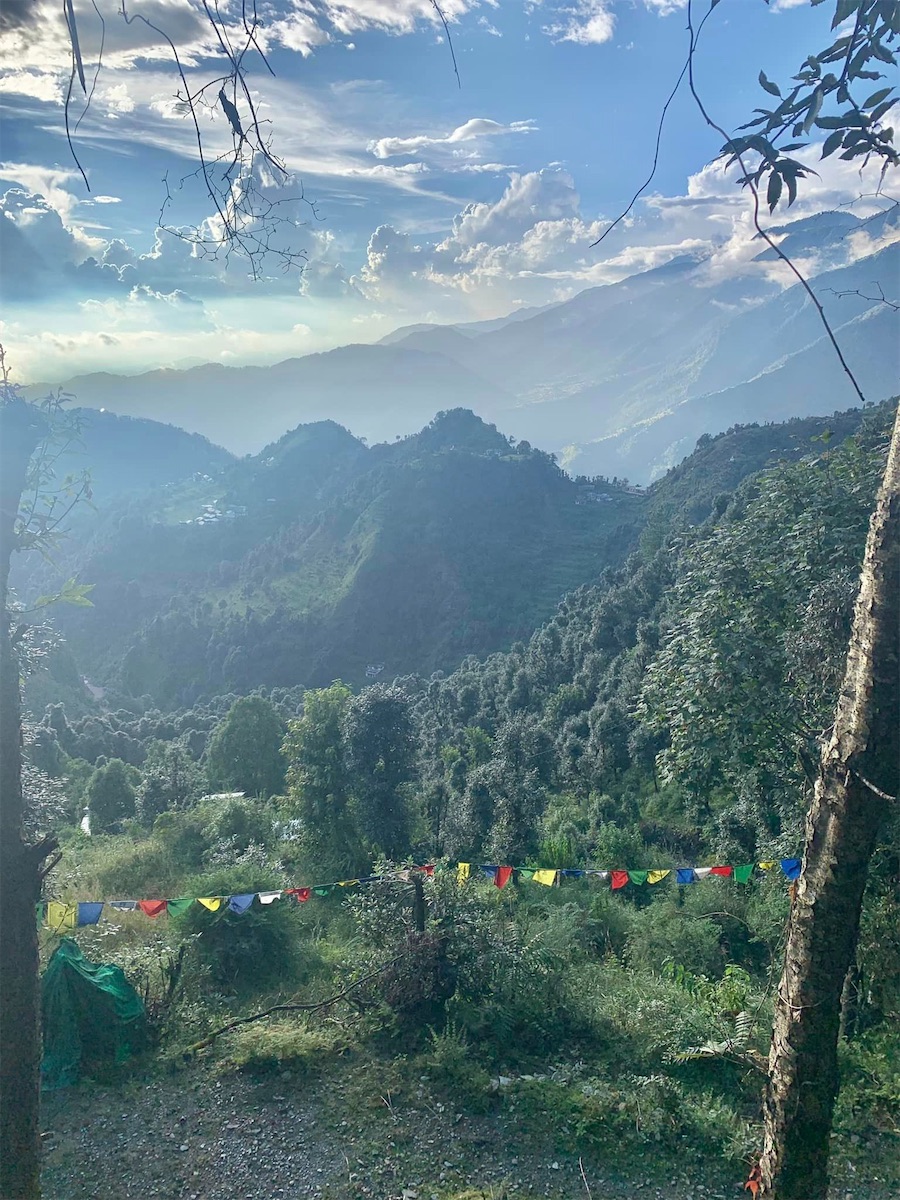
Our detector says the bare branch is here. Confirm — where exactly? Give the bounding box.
[686,0,869,409]
[431,1,461,90]
[821,282,900,310]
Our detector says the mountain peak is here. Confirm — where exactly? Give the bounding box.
[410,408,512,455]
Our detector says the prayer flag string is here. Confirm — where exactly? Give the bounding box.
[39,858,802,932]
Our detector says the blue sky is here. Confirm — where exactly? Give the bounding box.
[0,0,892,381]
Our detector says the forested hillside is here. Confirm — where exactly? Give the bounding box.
[17,404,875,715]
[24,400,898,1199]
[18,409,647,705]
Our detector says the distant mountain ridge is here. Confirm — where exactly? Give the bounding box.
[26,208,899,483]
[15,402,881,710]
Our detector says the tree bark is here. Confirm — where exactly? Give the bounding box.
[0,398,50,1200]
[759,402,900,1199]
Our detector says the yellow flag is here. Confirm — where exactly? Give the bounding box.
[758,861,776,871]
[647,869,670,885]
[45,902,77,932]
[337,879,359,888]
[457,862,471,884]
[532,869,558,887]
[197,897,223,912]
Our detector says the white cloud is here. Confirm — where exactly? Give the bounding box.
[102,84,135,117]
[477,16,502,36]
[81,284,214,332]
[639,0,687,14]
[0,69,63,104]
[314,1,477,38]
[543,1,615,46]
[0,162,84,222]
[0,1,484,111]
[353,150,900,319]
[369,117,535,160]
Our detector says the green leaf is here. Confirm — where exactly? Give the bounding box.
[831,0,861,30]
[871,41,896,65]
[59,578,95,607]
[29,578,94,611]
[803,86,825,133]
[872,97,898,123]
[863,87,892,108]
[821,128,845,158]
[759,70,781,98]
[767,170,783,212]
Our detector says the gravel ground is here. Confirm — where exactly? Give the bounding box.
[40,1061,897,1200]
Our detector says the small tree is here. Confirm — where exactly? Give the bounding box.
[282,681,360,871]
[344,684,416,859]
[136,740,205,826]
[85,758,137,831]
[206,695,286,799]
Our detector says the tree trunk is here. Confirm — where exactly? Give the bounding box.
[759,402,900,1199]
[0,399,50,1200]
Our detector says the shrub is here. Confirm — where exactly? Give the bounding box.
[421,1021,492,1112]
[173,866,298,992]
[625,903,724,978]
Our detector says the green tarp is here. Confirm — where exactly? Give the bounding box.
[41,938,147,1089]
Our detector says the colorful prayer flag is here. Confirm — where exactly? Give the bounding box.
[138,900,167,918]
[76,902,104,926]
[758,861,776,871]
[257,891,282,904]
[647,870,670,885]
[495,866,513,890]
[693,867,713,880]
[733,864,755,885]
[479,865,499,882]
[628,870,649,886]
[710,866,733,878]
[108,900,138,912]
[780,858,802,881]
[611,870,629,890]
[45,902,77,932]
[457,862,471,884]
[197,898,223,913]
[676,868,696,885]
[227,894,255,914]
[165,898,194,918]
[532,869,558,887]
[287,887,312,902]
[313,885,333,897]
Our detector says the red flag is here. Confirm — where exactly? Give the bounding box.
[710,866,733,878]
[611,870,629,890]
[495,866,513,889]
[138,899,166,918]
[421,864,435,877]
[286,887,311,902]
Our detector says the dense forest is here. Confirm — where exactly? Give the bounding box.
[19,400,898,1196]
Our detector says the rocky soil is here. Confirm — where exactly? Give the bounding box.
[40,1059,897,1200]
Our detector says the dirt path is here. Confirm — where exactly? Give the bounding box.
[40,1060,896,1200]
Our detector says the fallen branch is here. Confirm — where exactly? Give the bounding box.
[181,951,408,1056]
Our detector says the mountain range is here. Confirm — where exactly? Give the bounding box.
[15,400,878,711]
[26,209,899,484]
